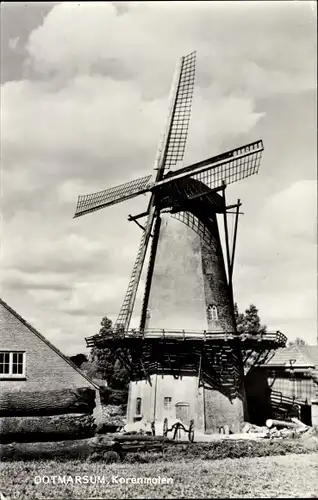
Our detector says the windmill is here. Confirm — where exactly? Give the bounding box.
[75,52,286,434]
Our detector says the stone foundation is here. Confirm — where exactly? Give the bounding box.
[204,389,246,433]
[127,374,205,434]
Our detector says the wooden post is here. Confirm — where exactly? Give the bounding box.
[140,215,162,330]
[221,183,231,286]
[198,352,203,388]
[229,199,241,282]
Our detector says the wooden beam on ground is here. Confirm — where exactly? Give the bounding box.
[0,436,119,461]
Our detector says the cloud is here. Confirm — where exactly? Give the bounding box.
[2,269,72,291]
[8,36,20,51]
[233,180,317,343]
[237,180,317,264]
[265,181,316,242]
[1,75,167,178]
[1,2,316,354]
[25,2,316,96]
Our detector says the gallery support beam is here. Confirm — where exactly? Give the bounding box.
[221,182,235,316]
[140,215,162,330]
[229,199,241,283]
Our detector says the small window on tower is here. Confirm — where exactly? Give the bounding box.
[164,397,172,410]
[207,305,218,321]
[135,397,142,416]
[211,305,218,320]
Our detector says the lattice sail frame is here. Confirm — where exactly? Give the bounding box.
[166,140,263,191]
[113,51,197,331]
[163,51,196,171]
[74,53,196,219]
[192,143,262,189]
[114,229,147,332]
[74,175,152,218]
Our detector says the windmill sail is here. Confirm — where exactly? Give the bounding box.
[74,174,152,218]
[114,228,148,332]
[161,51,196,172]
[74,52,196,220]
[74,141,262,219]
[114,51,197,332]
[191,140,263,190]
[156,140,264,192]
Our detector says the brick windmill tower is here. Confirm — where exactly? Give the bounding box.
[75,52,286,434]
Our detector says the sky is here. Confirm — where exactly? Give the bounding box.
[1,1,317,355]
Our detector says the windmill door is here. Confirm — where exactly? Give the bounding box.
[175,402,190,425]
[300,404,312,426]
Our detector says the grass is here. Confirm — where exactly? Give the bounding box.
[1,453,318,499]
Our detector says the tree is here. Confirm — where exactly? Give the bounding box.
[108,359,130,390]
[234,303,267,373]
[80,359,103,379]
[234,303,267,335]
[69,353,88,368]
[234,303,245,333]
[288,337,308,347]
[90,316,130,391]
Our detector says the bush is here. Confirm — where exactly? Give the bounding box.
[87,450,121,463]
[121,438,318,463]
[99,387,128,406]
[103,451,121,463]
[124,451,163,464]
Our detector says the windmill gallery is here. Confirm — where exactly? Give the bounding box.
[74,52,286,435]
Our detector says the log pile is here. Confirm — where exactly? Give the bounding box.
[0,436,117,460]
[240,418,312,440]
[0,433,171,461]
[0,387,97,453]
[0,413,95,444]
[96,404,125,433]
[0,388,96,417]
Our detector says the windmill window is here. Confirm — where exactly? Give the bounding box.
[164,397,172,410]
[0,351,25,378]
[135,397,142,416]
[207,305,218,321]
[214,352,221,365]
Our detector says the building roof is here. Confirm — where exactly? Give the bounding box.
[265,344,318,368]
[300,345,318,366]
[0,297,99,390]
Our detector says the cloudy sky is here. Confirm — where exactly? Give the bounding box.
[1,1,317,355]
